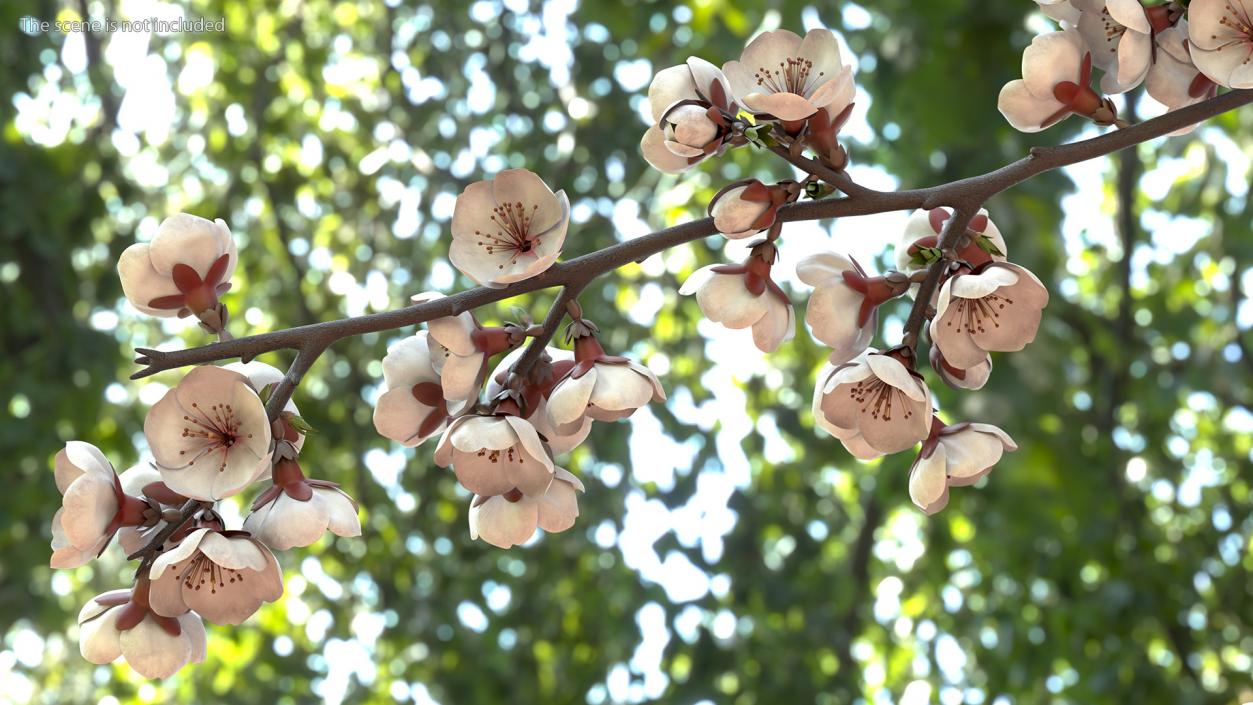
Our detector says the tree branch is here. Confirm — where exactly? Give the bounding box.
[900,206,977,353]
[128,90,1253,385]
[510,284,587,379]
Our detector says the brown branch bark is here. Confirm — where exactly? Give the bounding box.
[128,89,1253,417]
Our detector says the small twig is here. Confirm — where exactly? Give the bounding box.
[510,284,587,379]
[769,144,877,198]
[126,90,1253,380]
[129,499,203,573]
[900,206,978,354]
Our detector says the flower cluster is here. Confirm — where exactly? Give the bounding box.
[56,221,363,679]
[1001,0,1237,133]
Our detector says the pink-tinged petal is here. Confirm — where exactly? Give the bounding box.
[805,282,871,352]
[710,185,771,238]
[450,416,517,453]
[531,399,592,454]
[739,29,804,80]
[930,307,988,370]
[944,424,1016,485]
[454,455,518,497]
[1023,31,1084,96]
[642,126,698,173]
[590,363,657,412]
[909,446,951,515]
[55,441,112,493]
[118,243,183,316]
[694,272,769,329]
[741,91,819,120]
[950,267,1020,299]
[449,180,499,240]
[547,369,598,431]
[180,613,207,664]
[856,395,931,454]
[119,616,194,678]
[1182,0,1232,51]
[751,298,794,353]
[647,63,699,121]
[797,29,844,79]
[796,251,856,286]
[148,213,235,280]
[373,386,438,447]
[198,533,267,572]
[60,474,118,549]
[1039,0,1081,25]
[439,352,486,402]
[244,494,326,550]
[865,354,927,403]
[1114,31,1152,90]
[492,168,563,234]
[432,417,465,467]
[148,569,191,617]
[997,80,1067,133]
[470,495,540,548]
[427,313,478,356]
[322,488,362,538]
[1106,0,1151,32]
[381,333,439,388]
[536,469,582,533]
[503,416,555,472]
[721,60,759,102]
[685,56,731,104]
[663,138,706,158]
[150,528,210,580]
[677,265,717,295]
[79,605,123,665]
[839,430,888,460]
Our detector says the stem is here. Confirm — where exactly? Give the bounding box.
[510,284,587,379]
[128,90,1253,378]
[129,498,203,572]
[900,206,978,354]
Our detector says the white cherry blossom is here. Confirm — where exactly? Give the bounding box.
[433,414,556,497]
[468,468,584,549]
[149,528,284,625]
[1076,0,1154,93]
[545,334,666,435]
[680,255,795,354]
[1148,23,1219,131]
[998,29,1115,132]
[485,347,593,454]
[117,213,236,318]
[78,582,206,679]
[642,58,738,173]
[795,252,893,364]
[143,366,273,502]
[373,331,472,447]
[1188,0,1253,88]
[708,179,787,239]
[930,346,994,391]
[813,351,933,459]
[909,421,1018,515]
[50,442,149,569]
[723,29,855,121]
[929,263,1050,369]
[449,169,570,287]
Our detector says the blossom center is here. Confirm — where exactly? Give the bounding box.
[847,377,915,422]
[754,57,824,97]
[173,553,245,594]
[1213,1,1253,60]
[475,445,526,464]
[945,293,1014,335]
[475,200,543,268]
[180,402,252,472]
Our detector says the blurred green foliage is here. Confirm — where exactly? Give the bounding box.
[2,0,1252,704]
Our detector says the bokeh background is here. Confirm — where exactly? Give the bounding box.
[3,0,1252,703]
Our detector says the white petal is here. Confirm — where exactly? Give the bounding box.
[119,616,194,679]
[647,64,698,121]
[751,298,794,353]
[547,370,598,431]
[471,495,540,548]
[997,80,1066,133]
[909,447,951,515]
[79,605,123,665]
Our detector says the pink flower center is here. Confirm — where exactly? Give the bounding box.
[1212,1,1253,62]
[475,445,526,464]
[171,552,246,594]
[944,293,1014,335]
[754,57,825,97]
[475,200,543,269]
[847,377,916,423]
[180,402,252,472]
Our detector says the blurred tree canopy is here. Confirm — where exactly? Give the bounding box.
[2,0,1252,704]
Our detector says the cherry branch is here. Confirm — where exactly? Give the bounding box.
[900,206,978,353]
[129,89,1253,419]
